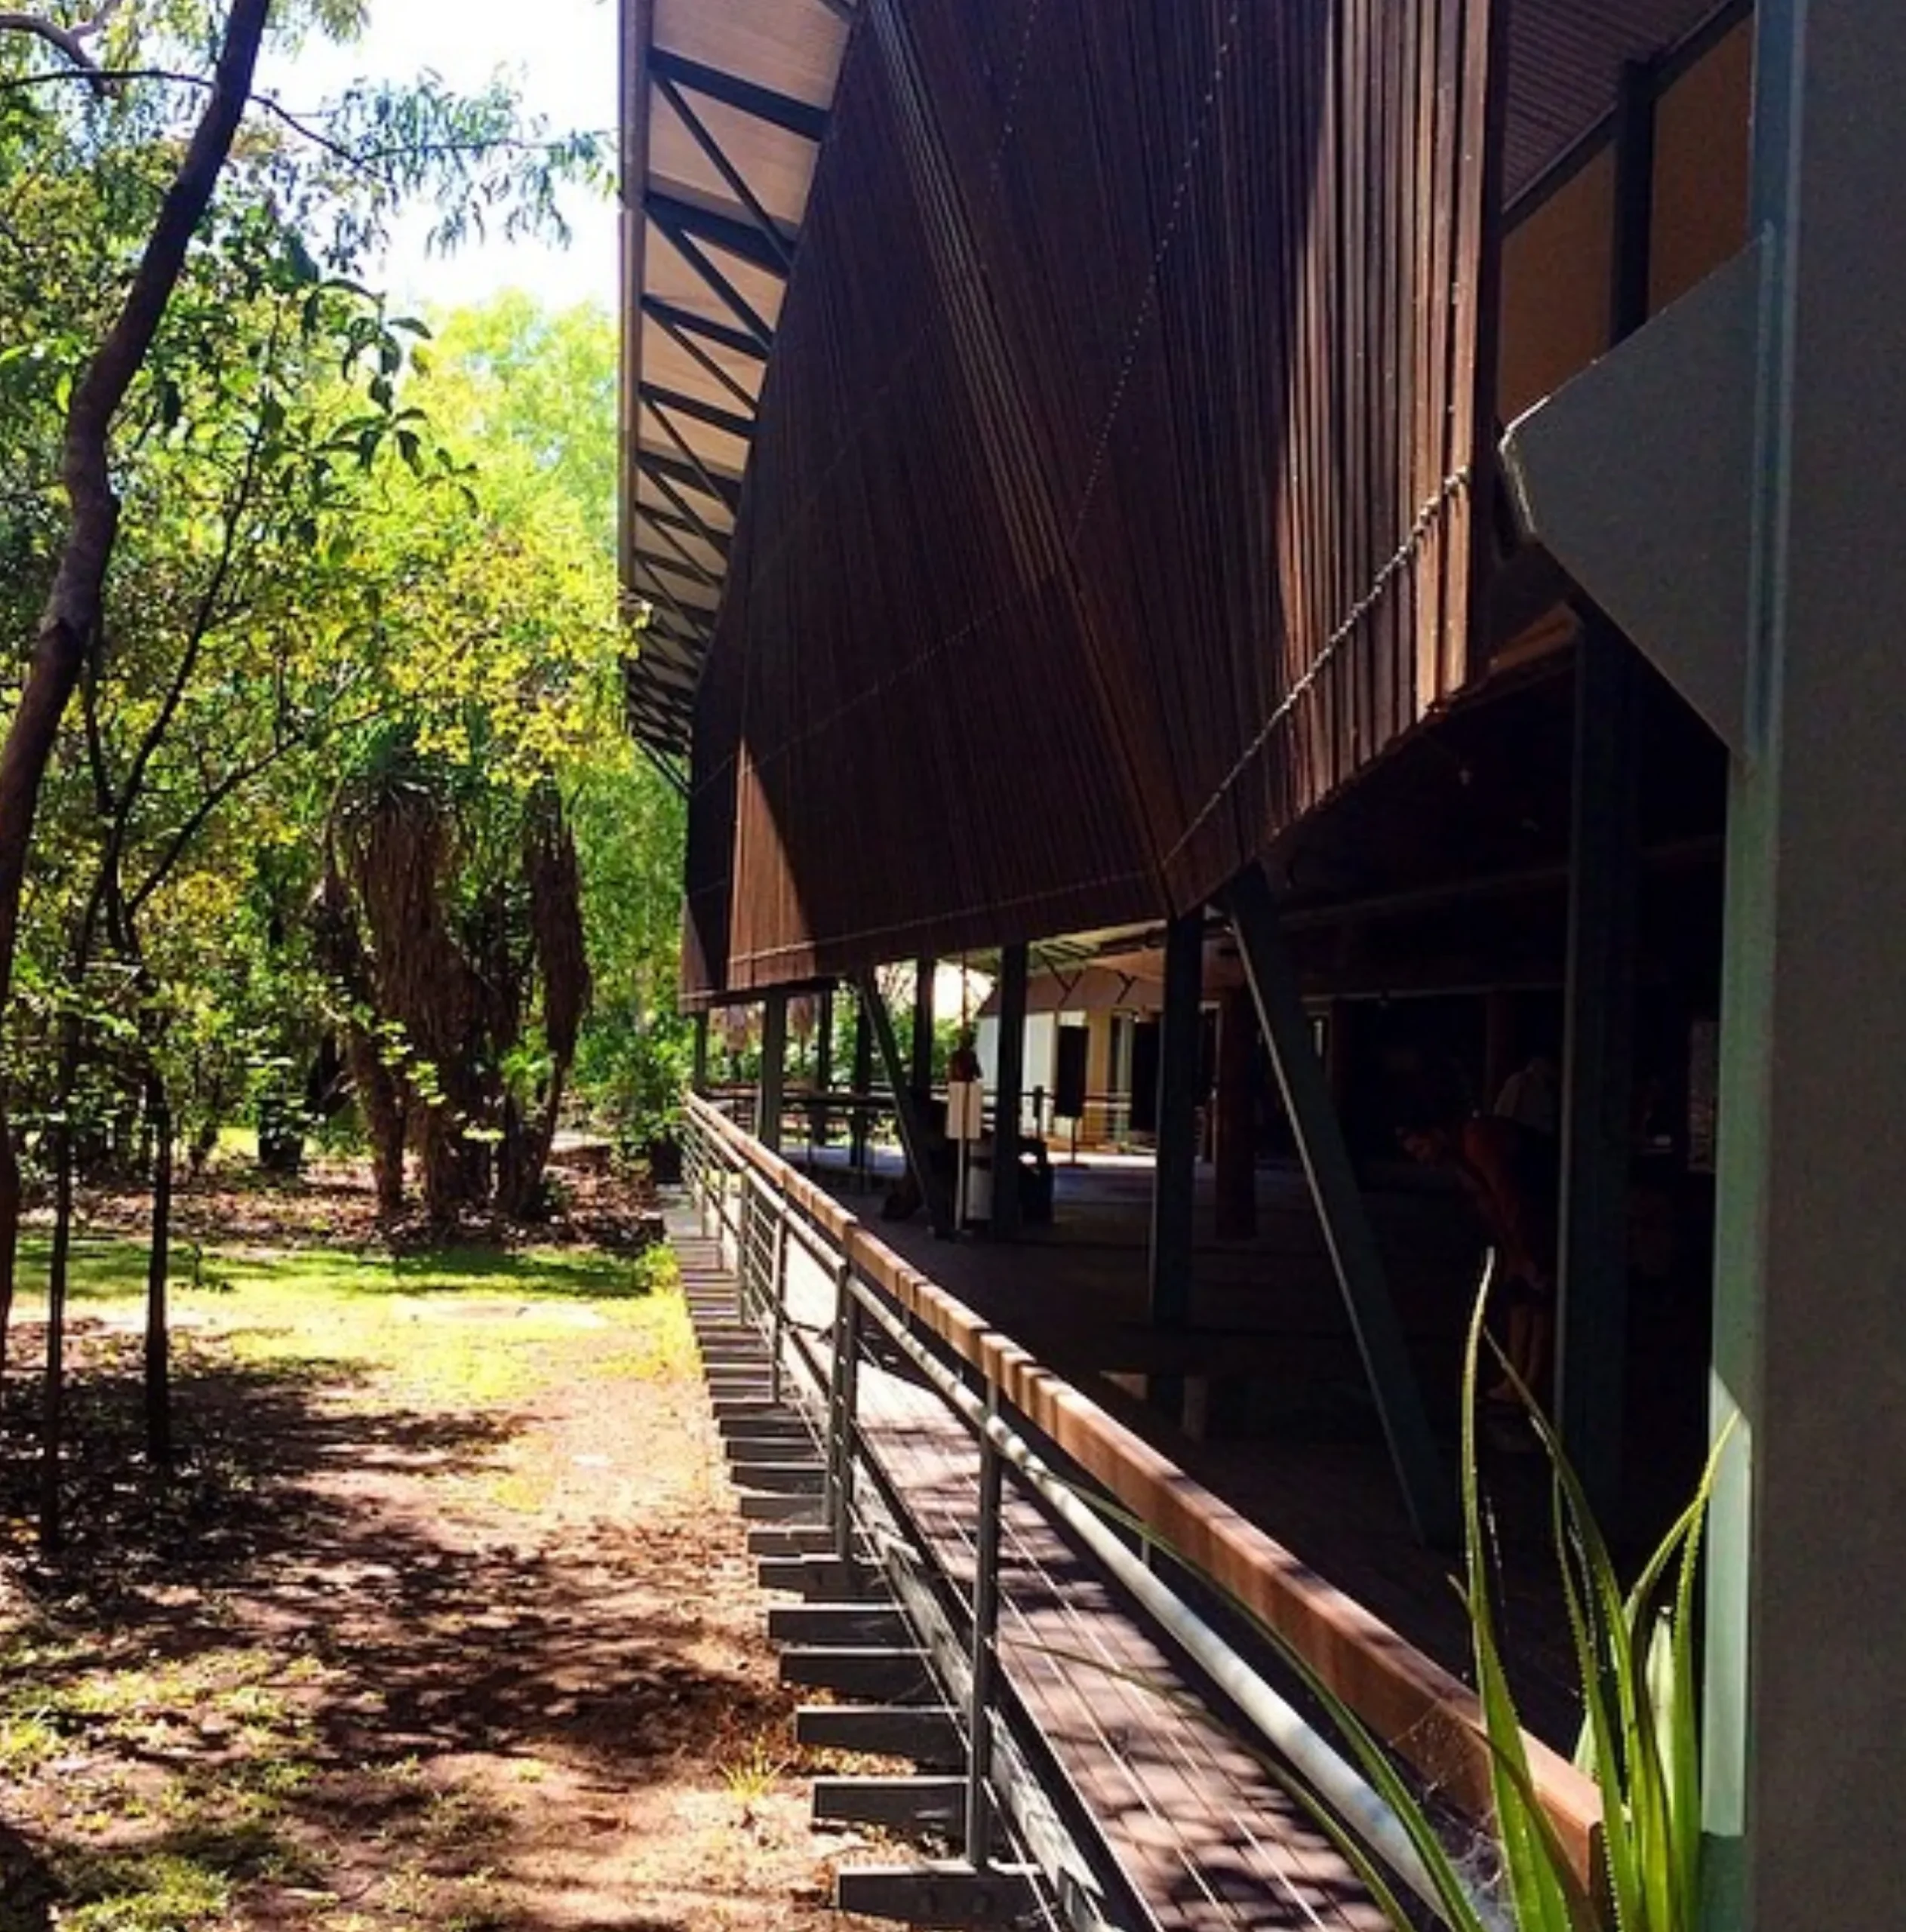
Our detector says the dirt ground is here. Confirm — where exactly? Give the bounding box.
[0,1175,890,1931]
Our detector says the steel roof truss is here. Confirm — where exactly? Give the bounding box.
[640,380,755,446]
[639,497,732,557]
[647,189,792,281]
[653,69,797,272]
[647,45,830,145]
[641,294,769,365]
[647,214,777,358]
[644,392,748,517]
[639,511,725,590]
[646,298,762,414]
[635,444,742,517]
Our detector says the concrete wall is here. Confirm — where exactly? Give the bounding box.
[1498,25,1754,425]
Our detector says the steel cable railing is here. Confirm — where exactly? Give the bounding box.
[678,1091,1543,1929]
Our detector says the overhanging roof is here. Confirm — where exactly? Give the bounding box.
[616,0,855,759]
[617,0,1749,783]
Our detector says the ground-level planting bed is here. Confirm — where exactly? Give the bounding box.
[0,1204,883,1931]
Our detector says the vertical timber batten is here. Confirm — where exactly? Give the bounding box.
[674,0,1502,1002]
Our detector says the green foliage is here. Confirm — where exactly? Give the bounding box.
[0,29,678,1177]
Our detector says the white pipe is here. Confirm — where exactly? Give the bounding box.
[850,1278,1466,1923]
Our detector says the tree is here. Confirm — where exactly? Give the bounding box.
[0,0,275,1468]
[320,740,590,1226]
[414,298,690,1154]
[0,9,611,1538]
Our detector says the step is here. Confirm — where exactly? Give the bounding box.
[729,1461,825,1496]
[768,1602,909,1647]
[718,1413,816,1441]
[794,1703,964,1767]
[747,1524,835,1558]
[835,1862,1039,1927]
[779,1646,936,1703]
[737,1492,825,1524]
[812,1775,965,1839]
[757,1555,883,1599]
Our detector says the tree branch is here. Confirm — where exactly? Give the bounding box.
[0,12,106,94]
[0,65,610,178]
[0,0,273,1023]
[128,691,389,915]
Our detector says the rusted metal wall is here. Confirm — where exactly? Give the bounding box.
[685,0,1502,998]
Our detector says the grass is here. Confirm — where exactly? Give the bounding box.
[11,1231,690,1414]
[19,1229,674,1307]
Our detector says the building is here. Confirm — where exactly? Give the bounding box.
[618,1,1906,1921]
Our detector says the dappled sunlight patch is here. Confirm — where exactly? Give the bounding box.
[1,1227,886,1928]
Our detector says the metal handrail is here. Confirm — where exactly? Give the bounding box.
[684,1094,1598,1875]
[680,1092,1601,1919]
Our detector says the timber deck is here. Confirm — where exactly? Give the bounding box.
[669,1205,1397,1931]
[793,1146,1708,1753]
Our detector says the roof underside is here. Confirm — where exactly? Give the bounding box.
[617,0,852,759]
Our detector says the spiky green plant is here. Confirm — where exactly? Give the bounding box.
[1080,1261,1727,1930]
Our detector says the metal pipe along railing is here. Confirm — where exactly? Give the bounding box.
[678,1095,1485,1924]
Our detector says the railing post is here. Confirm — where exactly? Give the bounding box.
[769,1199,789,1407]
[965,1389,1004,1870]
[736,1169,755,1326]
[826,1260,858,1555]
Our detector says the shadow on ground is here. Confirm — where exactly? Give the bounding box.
[0,1321,785,1932]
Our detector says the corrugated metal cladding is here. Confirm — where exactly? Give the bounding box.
[1503,0,1735,204]
[684,0,1501,999]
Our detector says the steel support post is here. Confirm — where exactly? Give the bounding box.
[735,1170,755,1324]
[853,971,956,1237]
[759,990,788,1155]
[1149,912,1203,1421]
[827,1264,860,1558]
[768,1204,789,1407]
[965,1401,1004,1869]
[1214,983,1258,1241]
[1227,866,1453,1546]
[850,991,874,1180]
[1702,3,1906,1919]
[1555,61,1653,1525]
[814,985,835,1146]
[989,944,1028,1240]
[909,955,936,1102]
[1557,611,1643,1523]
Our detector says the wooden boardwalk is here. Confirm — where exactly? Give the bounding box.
[669,1205,1394,1932]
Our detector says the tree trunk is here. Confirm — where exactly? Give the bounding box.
[417,1107,481,1226]
[500,1057,569,1223]
[41,1098,75,1553]
[145,1072,174,1469]
[0,1110,18,1385]
[348,1031,407,1218]
[0,0,274,1356]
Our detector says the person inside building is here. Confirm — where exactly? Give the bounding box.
[1397,1088,1559,1414]
[1493,1052,1560,1142]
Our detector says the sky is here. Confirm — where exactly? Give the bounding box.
[258,0,620,314]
